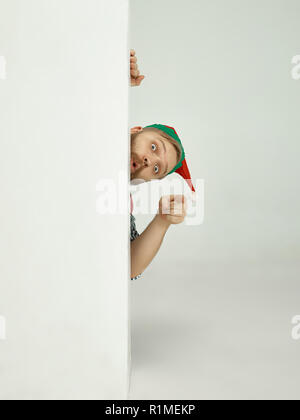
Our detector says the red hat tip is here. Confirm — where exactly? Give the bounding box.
[175,158,195,192]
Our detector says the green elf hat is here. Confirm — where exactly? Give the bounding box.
[145,124,195,192]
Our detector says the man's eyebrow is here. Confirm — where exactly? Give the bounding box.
[158,138,169,176]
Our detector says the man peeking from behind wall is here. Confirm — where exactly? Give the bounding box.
[129,50,195,280]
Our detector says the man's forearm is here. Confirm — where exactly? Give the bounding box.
[131,215,171,278]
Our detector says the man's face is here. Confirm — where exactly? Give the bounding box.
[130,127,178,182]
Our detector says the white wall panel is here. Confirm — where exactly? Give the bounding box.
[0,0,129,400]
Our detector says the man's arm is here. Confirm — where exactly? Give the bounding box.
[131,195,187,278]
[131,215,170,278]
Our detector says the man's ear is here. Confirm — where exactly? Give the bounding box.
[130,126,143,134]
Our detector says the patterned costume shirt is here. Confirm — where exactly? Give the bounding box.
[130,213,142,281]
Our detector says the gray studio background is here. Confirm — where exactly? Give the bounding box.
[129,0,300,399]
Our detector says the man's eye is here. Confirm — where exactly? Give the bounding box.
[154,165,159,174]
[151,143,157,151]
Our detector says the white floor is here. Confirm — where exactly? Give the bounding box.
[129,259,300,400]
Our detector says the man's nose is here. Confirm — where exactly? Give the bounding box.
[143,155,152,167]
